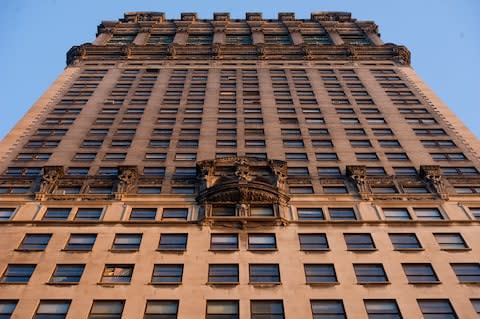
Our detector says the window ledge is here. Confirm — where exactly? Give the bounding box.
[249,282,281,287]
[347,248,377,252]
[109,249,139,253]
[46,282,78,286]
[206,282,239,286]
[97,282,131,286]
[61,249,91,253]
[155,249,186,253]
[0,282,28,285]
[394,248,425,252]
[408,281,441,285]
[14,249,44,252]
[300,249,331,252]
[247,248,278,252]
[357,281,391,285]
[208,249,239,252]
[306,282,339,286]
[440,248,472,252]
[149,282,182,286]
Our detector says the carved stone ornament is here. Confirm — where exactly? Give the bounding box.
[346,165,370,200]
[420,165,448,200]
[116,166,138,194]
[39,166,65,194]
[122,44,133,58]
[212,44,223,59]
[167,44,177,58]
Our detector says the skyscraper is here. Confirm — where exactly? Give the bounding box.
[0,11,479,318]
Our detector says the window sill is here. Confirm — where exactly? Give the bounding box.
[347,248,377,252]
[149,282,182,286]
[208,249,239,252]
[155,249,186,253]
[249,282,281,287]
[394,248,425,252]
[206,282,239,286]
[0,282,28,285]
[46,282,78,286]
[109,249,139,253]
[14,249,45,252]
[408,281,441,285]
[247,248,278,252]
[300,249,331,252]
[440,248,472,252]
[97,282,131,286]
[306,282,339,286]
[61,249,91,253]
[357,281,391,285]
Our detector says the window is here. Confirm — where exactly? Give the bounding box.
[206,300,239,319]
[112,234,142,251]
[394,167,417,176]
[414,208,443,220]
[312,140,334,148]
[470,207,480,220]
[317,167,341,176]
[75,208,102,221]
[298,208,324,221]
[208,264,239,284]
[162,208,188,220]
[366,167,386,175]
[16,153,51,161]
[245,140,266,147]
[344,234,375,250]
[305,264,337,284]
[0,208,15,220]
[249,264,280,284]
[0,300,17,317]
[34,300,71,319]
[299,234,329,251]
[50,265,85,284]
[329,208,356,220]
[471,299,480,316]
[386,153,409,161]
[288,167,309,177]
[323,186,348,194]
[351,140,372,147]
[211,234,238,250]
[286,153,308,161]
[89,300,124,319]
[1,264,35,283]
[100,265,133,283]
[0,186,30,194]
[250,300,284,319]
[98,167,118,175]
[18,234,51,251]
[104,153,126,161]
[43,208,70,220]
[150,140,170,148]
[389,233,422,250]
[248,234,276,250]
[283,140,304,148]
[356,153,379,161]
[450,263,480,283]
[143,167,165,176]
[383,208,411,220]
[158,234,187,251]
[309,128,329,135]
[417,299,457,319]
[364,300,402,319]
[144,300,178,319]
[311,300,346,319]
[152,265,183,284]
[73,153,96,161]
[379,140,401,148]
[65,234,96,251]
[315,153,338,160]
[354,264,388,283]
[130,208,156,220]
[372,128,394,136]
[434,233,469,250]
[402,263,439,284]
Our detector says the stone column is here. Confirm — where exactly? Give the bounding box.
[324,25,344,45]
[133,27,150,45]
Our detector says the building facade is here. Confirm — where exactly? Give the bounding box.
[0,11,479,318]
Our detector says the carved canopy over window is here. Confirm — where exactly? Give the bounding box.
[196,156,289,224]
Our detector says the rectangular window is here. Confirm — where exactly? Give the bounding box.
[144,300,178,319]
[34,300,71,319]
[299,234,329,251]
[75,208,102,221]
[43,208,70,221]
[305,264,337,284]
[210,234,238,251]
[1,264,35,283]
[451,263,480,283]
[298,208,324,221]
[329,208,356,221]
[65,234,96,251]
[402,263,439,283]
[389,233,422,250]
[249,264,280,283]
[356,153,379,161]
[50,265,85,284]
[312,140,333,147]
[311,300,346,319]
[364,300,402,319]
[112,234,142,251]
[394,167,417,176]
[344,233,375,250]
[250,300,284,319]
[162,208,188,220]
[206,300,239,319]
[383,208,411,220]
[286,153,308,161]
[354,264,388,283]
[315,153,338,160]
[414,208,443,220]
[417,299,457,318]
[208,264,239,284]
[248,234,277,250]
[471,299,480,316]
[433,233,469,250]
[151,265,183,284]
[317,167,341,176]
[283,140,304,148]
[130,208,156,220]
[323,186,348,194]
[19,234,51,251]
[143,167,165,176]
[100,265,133,283]
[0,300,17,317]
[89,300,124,319]
[158,234,187,251]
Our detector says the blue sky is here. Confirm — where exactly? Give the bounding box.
[1,0,479,139]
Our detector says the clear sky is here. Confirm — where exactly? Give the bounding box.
[1,0,479,139]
